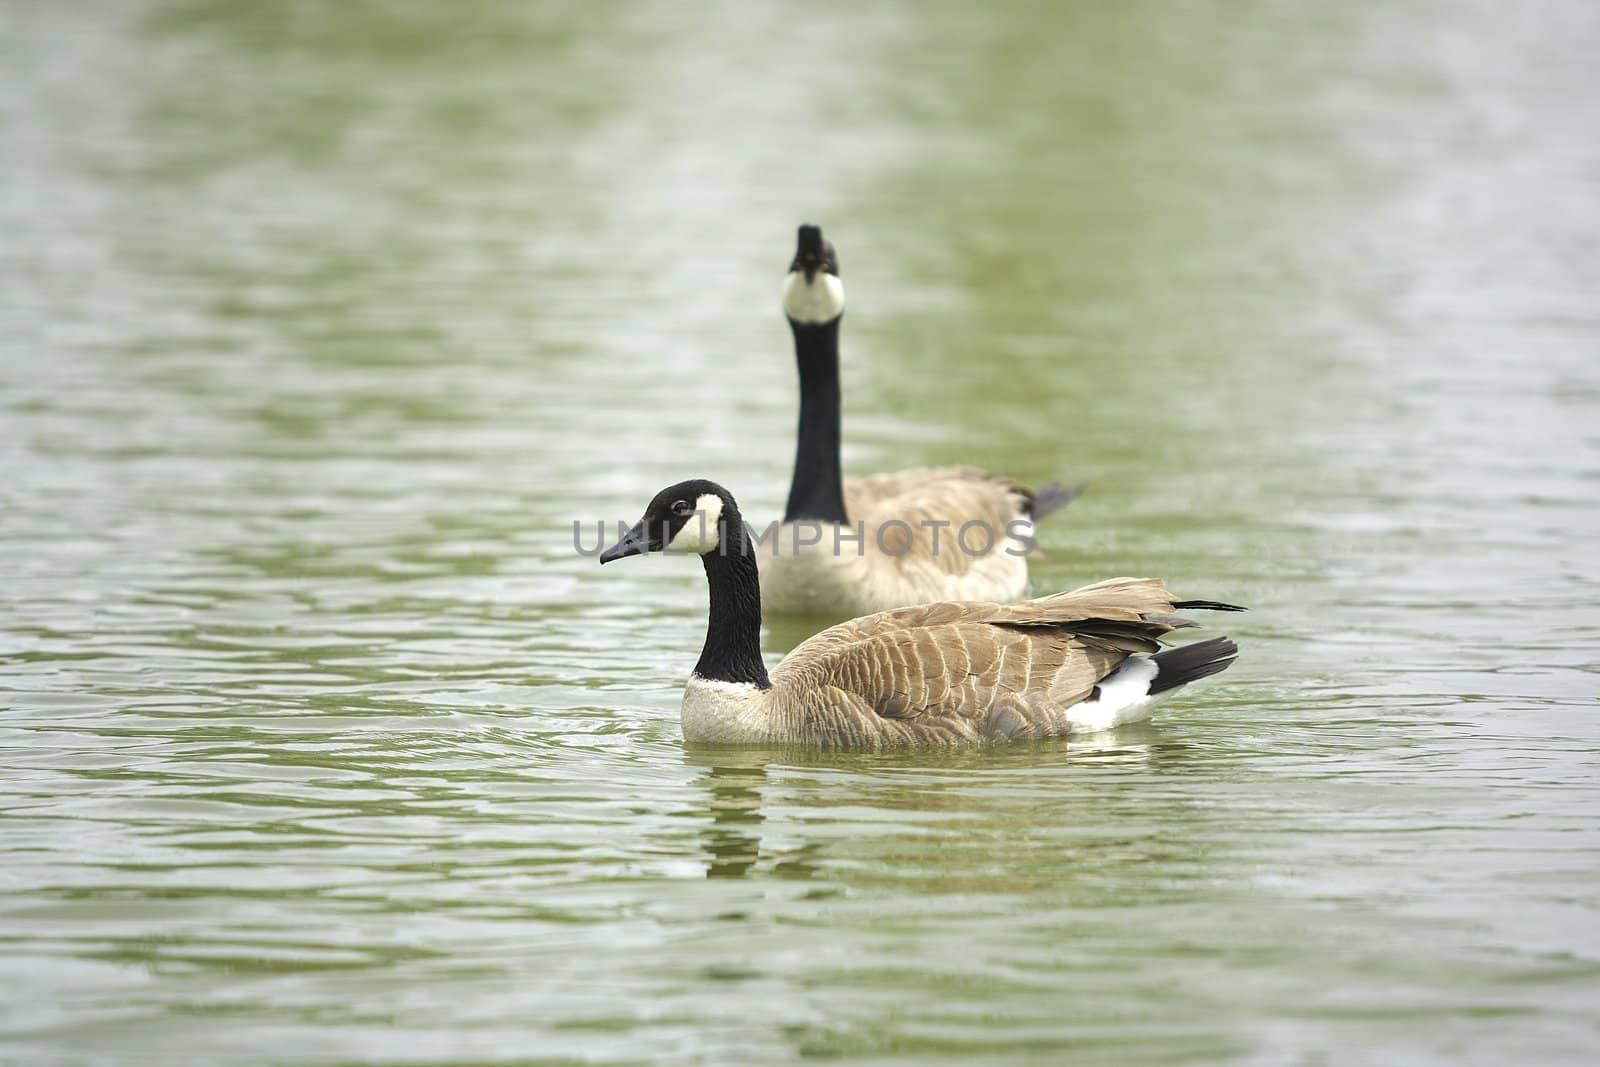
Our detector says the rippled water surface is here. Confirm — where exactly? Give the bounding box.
[3,1,1599,1063]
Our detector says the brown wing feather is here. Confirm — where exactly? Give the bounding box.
[843,466,1033,519]
[800,577,1186,654]
[843,467,1033,578]
[770,577,1202,746]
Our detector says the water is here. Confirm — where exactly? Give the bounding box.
[3,1,1598,1062]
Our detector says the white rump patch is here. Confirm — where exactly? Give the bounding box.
[667,492,724,554]
[1069,656,1164,733]
[1007,517,1036,557]
[782,271,845,324]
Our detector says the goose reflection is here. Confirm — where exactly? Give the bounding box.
[682,730,1162,885]
[685,750,825,880]
[698,761,766,878]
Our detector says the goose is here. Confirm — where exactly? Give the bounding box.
[600,479,1242,748]
[760,223,1082,616]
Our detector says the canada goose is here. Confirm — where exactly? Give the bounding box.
[601,479,1242,748]
[761,223,1081,616]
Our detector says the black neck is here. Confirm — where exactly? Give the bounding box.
[693,509,771,689]
[783,317,848,524]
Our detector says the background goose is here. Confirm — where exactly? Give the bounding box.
[601,479,1241,748]
[761,223,1081,616]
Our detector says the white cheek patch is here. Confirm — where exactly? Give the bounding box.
[782,271,845,324]
[667,493,724,554]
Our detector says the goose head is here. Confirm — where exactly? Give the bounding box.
[782,223,844,326]
[599,479,738,563]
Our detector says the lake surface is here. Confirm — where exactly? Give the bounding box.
[3,1,1598,1063]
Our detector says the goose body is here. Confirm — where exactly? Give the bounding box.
[759,466,1050,614]
[762,224,1080,616]
[602,480,1241,749]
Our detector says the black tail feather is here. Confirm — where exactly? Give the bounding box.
[1149,637,1239,695]
[1173,599,1247,613]
[1029,480,1086,523]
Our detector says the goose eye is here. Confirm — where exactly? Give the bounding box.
[670,499,694,517]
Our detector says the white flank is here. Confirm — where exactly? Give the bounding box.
[757,527,866,613]
[782,270,845,323]
[1068,656,1166,733]
[667,492,724,554]
[681,676,771,743]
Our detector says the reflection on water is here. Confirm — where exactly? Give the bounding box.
[694,762,769,880]
[686,735,1157,884]
[3,0,1599,1063]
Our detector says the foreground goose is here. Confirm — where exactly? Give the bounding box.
[761,223,1081,616]
[602,479,1242,748]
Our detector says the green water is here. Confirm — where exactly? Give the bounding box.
[3,1,1598,1063]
